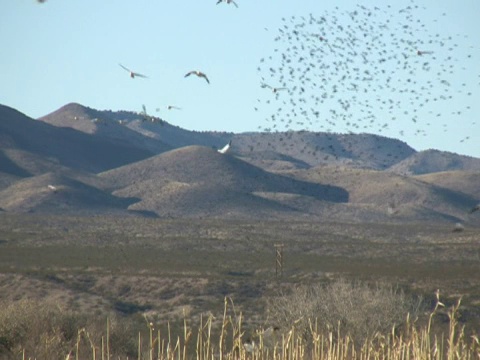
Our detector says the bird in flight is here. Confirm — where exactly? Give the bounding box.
[469,204,480,214]
[217,140,232,154]
[261,83,287,93]
[416,50,434,56]
[216,0,238,8]
[156,105,182,112]
[119,64,148,79]
[185,70,210,84]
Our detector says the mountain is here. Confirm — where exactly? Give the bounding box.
[231,131,416,170]
[39,102,230,150]
[388,149,480,175]
[39,103,172,154]
[38,104,418,171]
[2,102,479,222]
[0,172,137,214]
[100,145,348,218]
[281,165,478,222]
[414,171,480,199]
[0,104,154,174]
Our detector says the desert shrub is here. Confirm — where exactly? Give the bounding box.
[85,313,140,358]
[0,299,82,359]
[0,300,139,359]
[266,278,424,346]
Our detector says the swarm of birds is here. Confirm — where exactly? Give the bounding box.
[110,1,478,162]
[32,0,479,217]
[39,0,476,166]
[255,2,477,147]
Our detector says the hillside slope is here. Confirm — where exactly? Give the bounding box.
[100,145,348,218]
[1,105,154,174]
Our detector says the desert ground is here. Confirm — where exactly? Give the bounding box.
[1,214,479,334]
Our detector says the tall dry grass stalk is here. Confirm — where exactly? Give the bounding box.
[10,293,480,360]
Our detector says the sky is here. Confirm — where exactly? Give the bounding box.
[1,0,479,158]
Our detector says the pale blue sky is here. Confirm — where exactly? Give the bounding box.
[1,0,479,157]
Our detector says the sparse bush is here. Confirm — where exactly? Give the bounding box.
[0,300,139,359]
[266,278,424,346]
[0,299,81,359]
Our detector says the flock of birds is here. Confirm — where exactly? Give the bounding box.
[255,2,478,147]
[119,65,211,85]
[35,0,479,217]
[117,64,210,122]
[37,0,478,156]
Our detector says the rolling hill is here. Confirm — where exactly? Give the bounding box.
[388,149,480,175]
[1,102,479,222]
[100,145,349,218]
[231,131,416,170]
[281,165,478,222]
[0,105,155,174]
[39,102,231,151]
[414,171,480,199]
[0,172,137,214]
[39,103,172,154]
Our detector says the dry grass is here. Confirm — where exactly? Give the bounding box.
[266,279,424,346]
[1,293,479,360]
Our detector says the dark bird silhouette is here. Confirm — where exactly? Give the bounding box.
[216,0,238,8]
[262,83,287,93]
[185,70,210,84]
[156,105,182,112]
[470,204,480,214]
[119,64,148,78]
[417,50,434,56]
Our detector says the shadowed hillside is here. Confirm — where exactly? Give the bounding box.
[100,145,348,218]
[283,165,478,222]
[0,172,138,214]
[39,102,230,151]
[388,149,480,175]
[38,104,420,171]
[0,105,154,173]
[231,132,416,170]
[39,103,172,154]
[415,171,480,199]
[1,103,480,222]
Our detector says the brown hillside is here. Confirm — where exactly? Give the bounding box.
[0,148,74,177]
[0,104,154,173]
[39,103,172,154]
[39,102,230,151]
[232,132,415,170]
[414,171,480,199]
[283,165,478,222]
[388,149,480,175]
[100,145,348,218]
[0,172,20,192]
[0,172,136,214]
